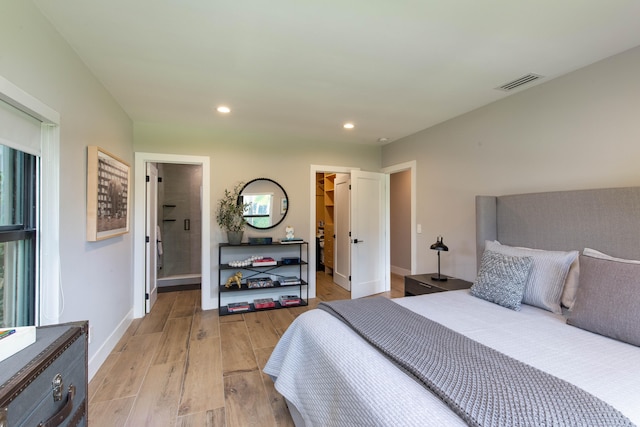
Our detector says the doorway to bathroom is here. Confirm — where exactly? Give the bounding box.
[155,163,203,291]
[133,152,211,318]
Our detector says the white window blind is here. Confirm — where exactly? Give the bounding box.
[0,99,41,156]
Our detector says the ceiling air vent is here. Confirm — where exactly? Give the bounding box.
[496,73,543,92]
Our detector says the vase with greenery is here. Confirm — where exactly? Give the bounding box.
[216,182,248,245]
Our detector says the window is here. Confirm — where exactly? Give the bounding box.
[242,193,274,228]
[0,144,37,327]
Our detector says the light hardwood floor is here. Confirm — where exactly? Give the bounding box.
[88,272,405,426]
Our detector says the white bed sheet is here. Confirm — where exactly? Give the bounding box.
[264,290,640,426]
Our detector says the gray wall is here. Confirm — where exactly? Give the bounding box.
[382,45,640,282]
[0,2,134,377]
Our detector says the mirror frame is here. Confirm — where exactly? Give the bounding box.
[239,178,289,230]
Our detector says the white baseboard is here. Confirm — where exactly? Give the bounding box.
[88,310,133,381]
[202,295,217,311]
[391,265,411,277]
[158,274,201,287]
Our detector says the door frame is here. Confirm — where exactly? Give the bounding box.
[133,152,211,318]
[309,161,415,298]
[309,165,359,298]
[381,160,417,275]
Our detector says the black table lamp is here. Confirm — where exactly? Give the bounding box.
[430,236,449,281]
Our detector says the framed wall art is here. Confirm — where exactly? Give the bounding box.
[86,146,130,241]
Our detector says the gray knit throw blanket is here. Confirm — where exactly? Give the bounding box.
[319,297,635,427]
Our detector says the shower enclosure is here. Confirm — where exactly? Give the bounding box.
[157,163,202,288]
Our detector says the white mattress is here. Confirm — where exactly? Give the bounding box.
[264,290,640,426]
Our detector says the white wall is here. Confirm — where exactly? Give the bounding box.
[382,45,640,282]
[0,2,134,378]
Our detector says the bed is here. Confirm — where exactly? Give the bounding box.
[264,187,640,426]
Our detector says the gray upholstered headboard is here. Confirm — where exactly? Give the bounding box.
[476,187,640,270]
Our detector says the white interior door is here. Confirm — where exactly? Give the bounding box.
[350,170,387,299]
[334,173,351,290]
[145,162,159,313]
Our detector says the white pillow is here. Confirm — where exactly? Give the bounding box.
[561,256,580,310]
[583,248,640,264]
[485,241,578,314]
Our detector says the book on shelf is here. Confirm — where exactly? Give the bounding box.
[279,295,302,306]
[247,277,274,288]
[279,238,304,244]
[278,276,301,285]
[253,298,276,309]
[0,326,37,362]
[227,302,251,313]
[252,257,277,267]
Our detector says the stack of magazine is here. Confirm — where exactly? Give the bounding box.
[252,257,277,266]
[227,302,250,313]
[278,276,301,286]
[279,295,302,306]
[280,238,303,244]
[254,298,275,309]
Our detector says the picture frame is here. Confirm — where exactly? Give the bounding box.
[86,146,130,241]
[281,197,288,215]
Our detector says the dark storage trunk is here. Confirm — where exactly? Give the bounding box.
[0,322,88,427]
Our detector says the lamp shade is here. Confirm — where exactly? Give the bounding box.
[430,236,448,252]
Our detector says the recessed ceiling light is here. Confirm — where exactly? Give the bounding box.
[217,106,231,113]
[343,122,355,129]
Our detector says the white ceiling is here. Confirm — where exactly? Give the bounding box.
[34,0,640,146]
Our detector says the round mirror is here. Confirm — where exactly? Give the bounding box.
[239,178,289,230]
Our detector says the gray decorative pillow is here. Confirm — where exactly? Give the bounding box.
[567,255,640,347]
[485,241,578,314]
[471,250,533,311]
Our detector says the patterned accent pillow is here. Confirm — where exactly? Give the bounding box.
[471,250,533,311]
[485,241,578,314]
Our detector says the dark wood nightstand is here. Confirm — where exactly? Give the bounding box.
[404,273,472,296]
